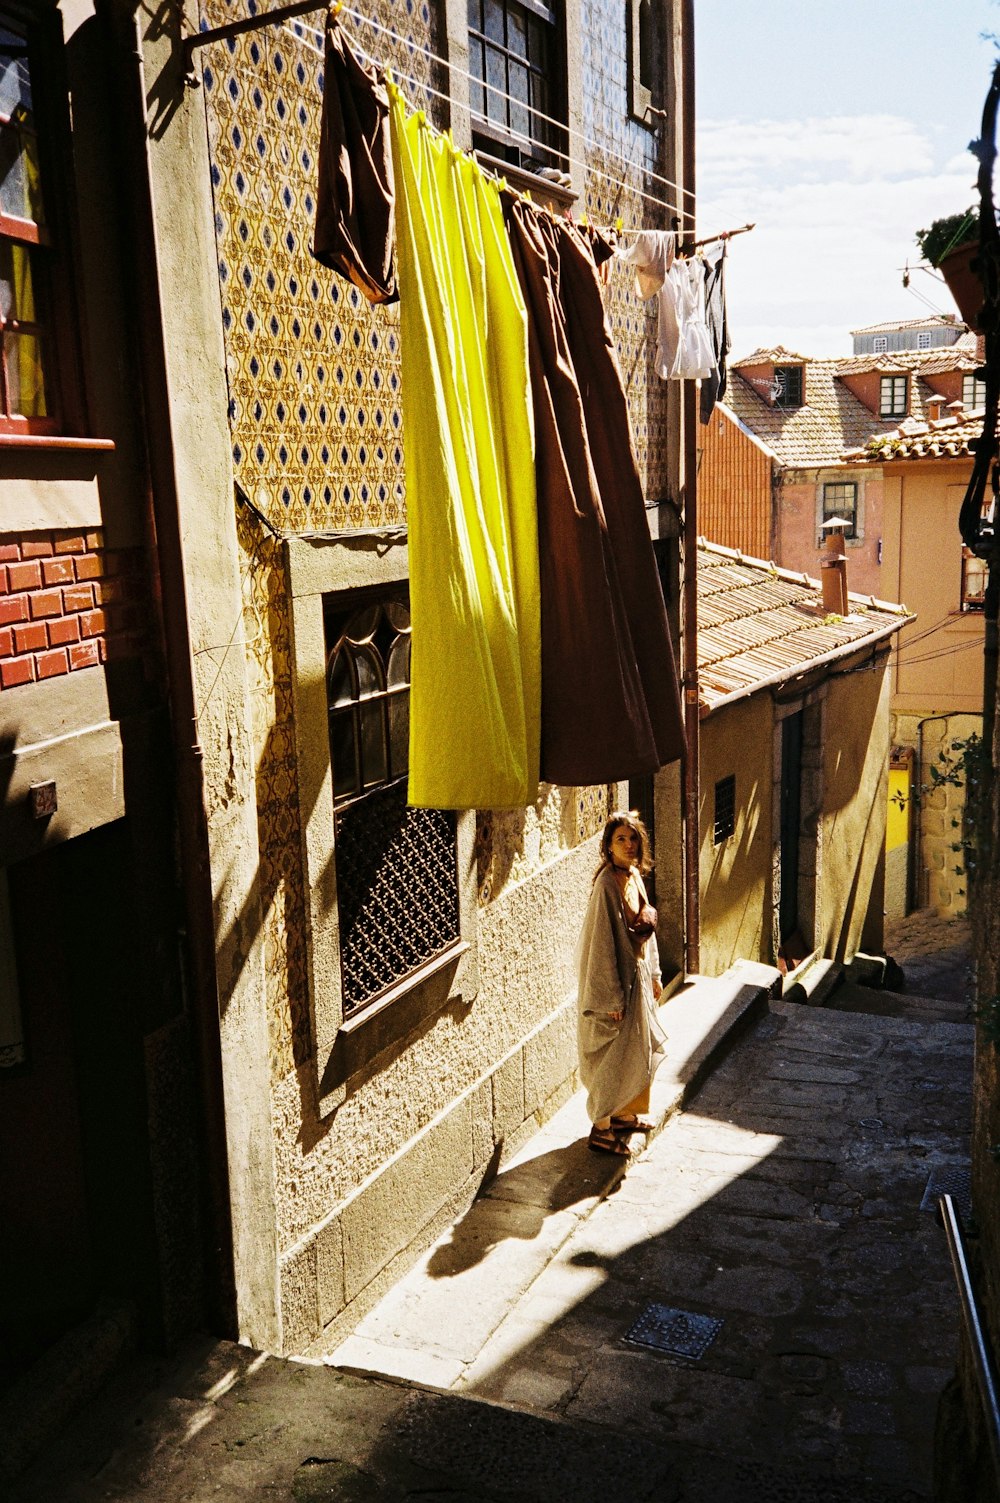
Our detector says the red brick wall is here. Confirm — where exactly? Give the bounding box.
[0,530,149,691]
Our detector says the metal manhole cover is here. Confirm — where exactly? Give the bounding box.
[921,1163,972,1219]
[623,1304,723,1360]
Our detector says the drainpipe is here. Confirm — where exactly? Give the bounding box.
[915,710,954,913]
[680,0,699,975]
[103,7,238,1338]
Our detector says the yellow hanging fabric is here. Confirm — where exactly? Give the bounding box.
[388,86,540,809]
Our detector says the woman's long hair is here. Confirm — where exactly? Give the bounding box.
[595,810,653,880]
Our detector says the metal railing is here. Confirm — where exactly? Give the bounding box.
[940,1192,1000,1484]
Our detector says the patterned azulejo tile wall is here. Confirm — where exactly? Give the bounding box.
[200,0,444,535]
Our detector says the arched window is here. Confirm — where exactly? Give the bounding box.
[324,589,459,1016]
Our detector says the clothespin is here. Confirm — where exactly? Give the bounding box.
[614,215,623,233]
[331,0,343,15]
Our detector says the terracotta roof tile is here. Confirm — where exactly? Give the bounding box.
[731,344,809,366]
[844,409,984,462]
[849,316,968,336]
[697,542,913,713]
[721,342,983,468]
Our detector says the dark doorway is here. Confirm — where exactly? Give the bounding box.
[779,711,804,943]
[0,820,160,1391]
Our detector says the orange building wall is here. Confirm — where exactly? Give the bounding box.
[777,470,886,599]
[697,406,774,559]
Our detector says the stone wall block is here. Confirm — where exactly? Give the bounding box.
[491,1052,526,1142]
[471,1078,494,1170]
[523,1005,577,1118]
[315,1215,346,1331]
[278,1238,319,1356]
[340,1097,474,1304]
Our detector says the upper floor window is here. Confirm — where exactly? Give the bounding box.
[468,0,565,173]
[325,589,460,1017]
[713,774,735,844]
[961,547,987,612]
[880,375,907,418]
[963,373,987,409]
[0,21,54,434]
[0,12,85,442]
[822,481,858,541]
[773,365,803,409]
[917,331,932,350]
[872,336,888,354]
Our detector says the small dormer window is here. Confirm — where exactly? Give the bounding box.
[880,375,907,418]
[963,373,987,408]
[873,336,888,354]
[774,365,803,409]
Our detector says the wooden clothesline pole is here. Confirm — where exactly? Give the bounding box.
[690,221,756,250]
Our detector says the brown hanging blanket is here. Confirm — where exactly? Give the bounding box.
[313,14,397,305]
[502,192,684,785]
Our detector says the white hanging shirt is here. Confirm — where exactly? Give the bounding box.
[619,230,715,381]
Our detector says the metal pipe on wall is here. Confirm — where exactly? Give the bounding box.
[680,0,699,975]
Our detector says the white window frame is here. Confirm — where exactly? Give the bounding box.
[872,336,888,355]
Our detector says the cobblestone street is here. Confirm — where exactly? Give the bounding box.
[14,914,975,1502]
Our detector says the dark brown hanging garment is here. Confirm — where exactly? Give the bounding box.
[313,13,397,305]
[502,193,684,786]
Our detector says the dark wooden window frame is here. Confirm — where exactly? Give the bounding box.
[0,5,90,444]
[713,773,735,845]
[963,373,987,410]
[821,480,858,542]
[467,0,567,173]
[773,365,803,410]
[880,374,908,419]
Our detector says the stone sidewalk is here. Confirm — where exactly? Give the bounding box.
[11,919,974,1502]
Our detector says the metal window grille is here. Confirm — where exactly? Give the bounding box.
[917,331,933,349]
[325,590,460,1017]
[468,0,565,170]
[963,374,987,409]
[822,481,858,541]
[713,775,735,845]
[872,336,888,354]
[880,375,907,417]
[773,366,803,409]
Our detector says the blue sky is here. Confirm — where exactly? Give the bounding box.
[695,2,1000,356]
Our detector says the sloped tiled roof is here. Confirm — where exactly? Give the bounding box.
[845,409,984,463]
[697,542,913,714]
[732,344,809,366]
[850,316,967,336]
[721,339,982,469]
[725,361,898,467]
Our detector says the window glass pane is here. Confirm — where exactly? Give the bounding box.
[327,646,355,707]
[7,329,46,416]
[468,0,483,28]
[359,700,387,787]
[389,691,409,779]
[509,60,530,142]
[355,644,383,698]
[483,0,505,44]
[343,603,380,643]
[508,5,528,57]
[330,708,359,799]
[485,44,506,124]
[0,30,31,120]
[384,599,411,632]
[0,122,25,221]
[387,634,410,688]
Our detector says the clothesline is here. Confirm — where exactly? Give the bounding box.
[304,1,697,209]
[284,16,685,220]
[186,0,706,224]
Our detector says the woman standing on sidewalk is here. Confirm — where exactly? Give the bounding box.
[577,811,668,1157]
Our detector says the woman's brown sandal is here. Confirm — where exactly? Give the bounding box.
[588,1125,631,1156]
[610,1115,655,1134]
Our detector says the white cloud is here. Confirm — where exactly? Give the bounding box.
[697,112,981,358]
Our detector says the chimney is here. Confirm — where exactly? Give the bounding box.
[820,520,849,614]
[926,393,945,421]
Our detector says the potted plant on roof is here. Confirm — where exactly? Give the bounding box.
[915,207,983,325]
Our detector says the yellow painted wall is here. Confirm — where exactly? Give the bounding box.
[698,695,773,976]
[818,664,891,959]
